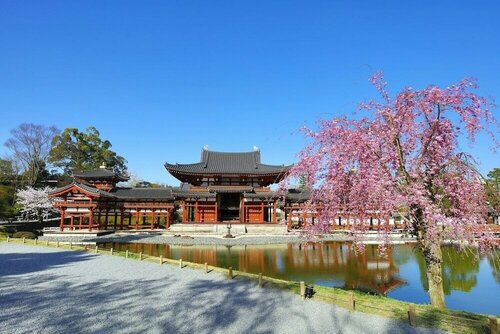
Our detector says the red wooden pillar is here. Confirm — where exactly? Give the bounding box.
[70,215,74,230]
[79,215,83,229]
[135,210,139,229]
[119,209,124,230]
[260,201,264,223]
[272,201,277,223]
[97,210,101,229]
[195,200,199,222]
[182,201,186,223]
[287,208,292,230]
[104,209,109,230]
[240,200,247,223]
[113,211,118,229]
[239,197,244,223]
[215,198,219,222]
[166,210,171,229]
[302,206,307,227]
[150,210,155,230]
[59,210,65,231]
[89,209,94,231]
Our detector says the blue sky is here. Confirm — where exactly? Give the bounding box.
[0,1,498,185]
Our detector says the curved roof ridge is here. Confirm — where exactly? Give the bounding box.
[165,162,204,168]
[201,149,257,155]
[73,168,129,182]
[165,148,292,185]
[49,181,116,198]
[258,162,293,168]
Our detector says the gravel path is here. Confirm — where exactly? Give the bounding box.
[0,243,443,334]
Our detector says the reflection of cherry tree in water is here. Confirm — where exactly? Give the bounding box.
[341,244,406,295]
[486,249,500,284]
[390,244,414,267]
[416,246,479,295]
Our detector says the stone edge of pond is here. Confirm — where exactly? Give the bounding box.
[36,232,420,246]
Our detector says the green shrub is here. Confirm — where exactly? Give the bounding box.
[12,231,37,239]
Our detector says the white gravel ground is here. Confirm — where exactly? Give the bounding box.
[0,243,445,334]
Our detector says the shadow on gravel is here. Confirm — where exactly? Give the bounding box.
[1,275,441,333]
[0,250,94,276]
[0,247,442,333]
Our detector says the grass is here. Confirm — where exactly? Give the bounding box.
[1,237,497,334]
[308,285,492,334]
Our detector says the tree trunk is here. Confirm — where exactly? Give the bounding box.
[416,227,446,308]
[37,209,43,224]
[424,244,446,308]
[414,208,446,308]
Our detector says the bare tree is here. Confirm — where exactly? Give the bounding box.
[123,171,142,187]
[4,123,59,187]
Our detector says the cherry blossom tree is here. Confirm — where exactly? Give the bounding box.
[286,72,498,308]
[16,186,57,223]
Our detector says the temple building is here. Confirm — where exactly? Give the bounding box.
[165,148,291,224]
[50,166,175,231]
[49,147,309,231]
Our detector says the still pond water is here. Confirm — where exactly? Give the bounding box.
[99,241,500,315]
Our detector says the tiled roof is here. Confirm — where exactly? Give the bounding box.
[208,186,254,193]
[165,149,292,176]
[49,182,116,198]
[113,188,175,200]
[50,182,175,201]
[243,192,278,200]
[170,183,215,198]
[285,188,310,202]
[50,180,308,203]
[73,168,129,181]
[171,191,216,199]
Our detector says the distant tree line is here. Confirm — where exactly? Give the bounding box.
[485,168,500,220]
[0,123,128,219]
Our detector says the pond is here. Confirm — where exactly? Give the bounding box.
[98,241,500,315]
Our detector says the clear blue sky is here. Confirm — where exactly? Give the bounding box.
[0,1,498,185]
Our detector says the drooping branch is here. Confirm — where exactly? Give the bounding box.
[416,103,442,172]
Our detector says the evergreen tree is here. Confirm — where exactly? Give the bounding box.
[49,126,128,175]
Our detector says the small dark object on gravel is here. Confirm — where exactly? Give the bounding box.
[305,285,315,298]
[173,234,181,237]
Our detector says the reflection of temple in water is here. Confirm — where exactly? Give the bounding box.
[105,241,406,295]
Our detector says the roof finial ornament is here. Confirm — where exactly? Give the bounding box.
[203,144,209,150]
[253,145,259,151]
[100,162,106,169]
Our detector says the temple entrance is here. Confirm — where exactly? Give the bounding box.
[219,193,241,221]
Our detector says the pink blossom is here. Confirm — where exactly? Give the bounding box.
[284,72,498,252]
